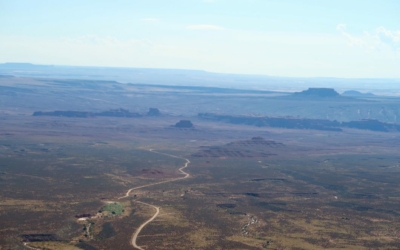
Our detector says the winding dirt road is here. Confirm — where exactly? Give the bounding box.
[118,150,190,249]
[130,201,159,250]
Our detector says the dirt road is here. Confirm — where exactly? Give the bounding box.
[118,150,190,249]
[130,201,160,250]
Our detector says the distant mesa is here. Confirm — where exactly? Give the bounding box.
[198,113,400,133]
[147,108,161,116]
[342,90,375,97]
[293,88,339,98]
[198,113,342,132]
[33,108,141,118]
[174,120,194,128]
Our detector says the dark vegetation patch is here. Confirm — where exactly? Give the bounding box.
[75,242,99,250]
[21,234,60,242]
[96,222,117,240]
[344,193,378,199]
[75,213,92,219]
[290,192,318,196]
[328,201,373,212]
[250,178,286,182]
[217,203,236,209]
[245,192,260,197]
[228,211,247,215]
[255,202,287,212]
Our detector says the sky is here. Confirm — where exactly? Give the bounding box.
[0,0,399,78]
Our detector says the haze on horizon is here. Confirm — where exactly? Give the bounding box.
[0,0,399,78]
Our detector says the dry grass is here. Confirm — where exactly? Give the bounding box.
[186,228,219,248]
[0,199,53,211]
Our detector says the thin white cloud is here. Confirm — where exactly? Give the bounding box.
[336,23,366,47]
[141,18,159,22]
[1,27,399,78]
[187,24,225,30]
[376,26,400,43]
[337,24,400,58]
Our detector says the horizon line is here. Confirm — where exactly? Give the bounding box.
[1,62,400,80]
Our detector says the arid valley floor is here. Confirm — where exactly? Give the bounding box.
[1,75,400,250]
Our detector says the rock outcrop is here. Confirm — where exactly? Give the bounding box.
[174,120,194,128]
[147,108,161,116]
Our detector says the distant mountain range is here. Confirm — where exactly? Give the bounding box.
[1,62,399,95]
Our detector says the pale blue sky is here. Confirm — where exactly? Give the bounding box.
[1,0,399,77]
